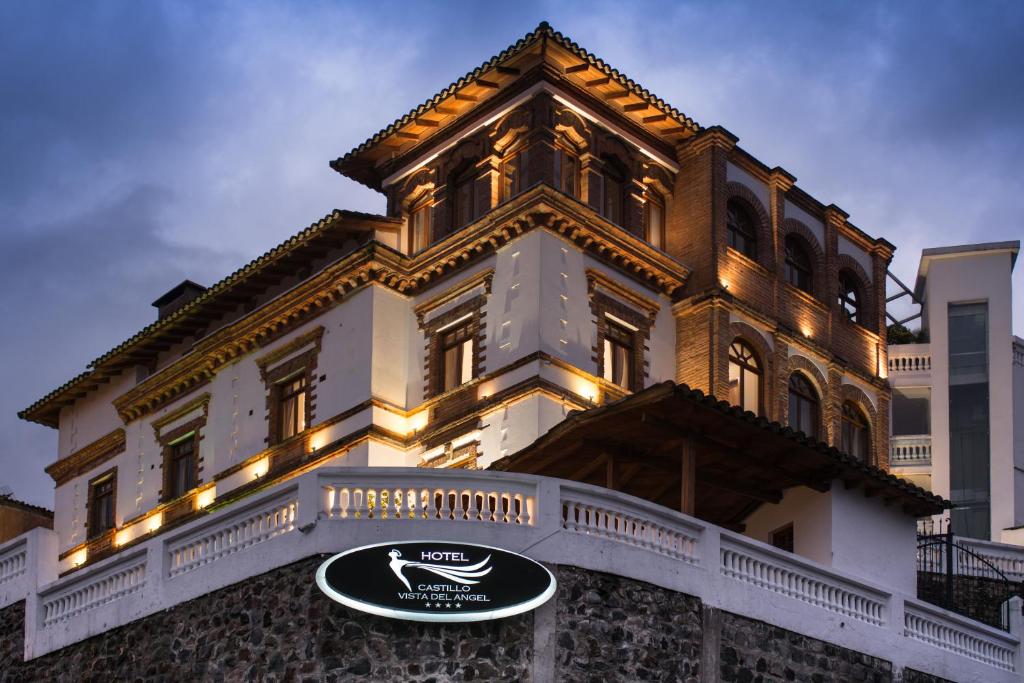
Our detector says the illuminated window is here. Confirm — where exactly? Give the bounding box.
[727,199,757,259]
[787,373,820,439]
[602,319,635,390]
[840,401,870,462]
[838,271,862,323]
[168,435,197,499]
[88,471,116,539]
[553,147,578,197]
[645,192,665,250]
[276,374,308,442]
[409,200,431,254]
[784,235,813,293]
[440,319,475,392]
[728,341,762,415]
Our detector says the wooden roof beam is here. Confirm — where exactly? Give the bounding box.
[605,90,630,101]
[643,114,668,123]
[565,63,591,74]
[476,79,500,89]
[415,118,440,128]
[623,102,649,113]
[496,66,520,76]
[454,93,478,102]
[585,76,611,87]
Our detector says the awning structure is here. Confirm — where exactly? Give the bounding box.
[490,381,948,530]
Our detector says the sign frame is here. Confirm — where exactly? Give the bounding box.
[315,540,556,623]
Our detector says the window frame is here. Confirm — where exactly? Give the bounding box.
[275,372,309,443]
[421,295,486,400]
[590,288,653,395]
[645,191,665,251]
[840,401,871,463]
[838,271,862,324]
[408,196,432,254]
[787,372,821,439]
[726,199,758,260]
[553,145,579,198]
[87,468,117,540]
[728,340,763,415]
[164,430,200,501]
[438,317,476,394]
[784,235,814,294]
[771,523,795,553]
[602,317,636,390]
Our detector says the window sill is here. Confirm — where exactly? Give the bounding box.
[724,246,771,275]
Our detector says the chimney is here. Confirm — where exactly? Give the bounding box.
[151,280,207,320]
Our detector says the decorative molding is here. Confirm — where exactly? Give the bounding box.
[256,326,325,379]
[585,268,660,324]
[414,268,494,325]
[151,393,211,435]
[46,429,126,486]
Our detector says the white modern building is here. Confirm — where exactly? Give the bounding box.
[889,241,1024,543]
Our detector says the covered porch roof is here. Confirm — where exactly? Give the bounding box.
[489,381,948,530]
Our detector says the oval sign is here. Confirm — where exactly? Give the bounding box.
[315,540,556,622]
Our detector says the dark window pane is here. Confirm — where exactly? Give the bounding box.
[727,200,757,259]
[784,236,813,293]
[892,388,930,435]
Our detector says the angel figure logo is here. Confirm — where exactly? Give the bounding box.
[386,549,492,591]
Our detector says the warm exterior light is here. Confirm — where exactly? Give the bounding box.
[252,457,269,479]
[147,513,163,534]
[196,486,216,509]
[720,279,730,290]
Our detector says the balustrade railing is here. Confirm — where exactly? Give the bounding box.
[720,537,887,626]
[40,553,146,627]
[320,472,536,525]
[167,492,297,578]
[560,486,700,563]
[890,435,932,466]
[905,600,1017,671]
[0,540,27,584]
[888,344,932,374]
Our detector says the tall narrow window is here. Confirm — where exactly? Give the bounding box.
[784,235,813,293]
[168,435,197,499]
[645,192,665,250]
[787,373,820,439]
[277,374,308,442]
[838,271,862,323]
[554,147,578,198]
[726,199,757,259]
[771,524,794,553]
[88,473,116,539]
[409,200,431,254]
[453,171,476,229]
[840,402,870,462]
[502,147,530,201]
[601,169,624,225]
[602,319,635,390]
[440,319,475,392]
[728,341,762,415]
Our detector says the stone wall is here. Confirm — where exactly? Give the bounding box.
[1,557,913,682]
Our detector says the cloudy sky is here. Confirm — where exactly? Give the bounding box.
[2,1,1021,506]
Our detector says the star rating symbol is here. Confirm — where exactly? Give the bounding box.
[445,603,452,608]
[455,603,462,609]
[434,602,442,608]
[424,601,432,608]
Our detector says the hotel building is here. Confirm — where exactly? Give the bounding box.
[2,23,1019,682]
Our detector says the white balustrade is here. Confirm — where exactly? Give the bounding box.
[560,486,700,563]
[0,541,27,584]
[40,554,146,627]
[167,494,297,577]
[890,435,932,466]
[720,537,887,626]
[954,537,1024,582]
[905,601,1017,671]
[320,471,536,525]
[888,344,932,374]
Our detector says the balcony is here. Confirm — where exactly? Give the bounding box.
[891,435,932,467]
[1,467,1020,681]
[888,343,932,382]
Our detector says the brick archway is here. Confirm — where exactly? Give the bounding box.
[838,382,880,466]
[782,354,830,442]
[727,321,774,419]
[782,219,826,300]
[726,182,773,271]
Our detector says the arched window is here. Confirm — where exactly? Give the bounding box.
[841,401,870,462]
[592,158,626,226]
[726,199,757,259]
[788,373,820,438]
[838,271,862,324]
[784,235,813,293]
[452,166,482,230]
[408,195,431,254]
[728,341,762,415]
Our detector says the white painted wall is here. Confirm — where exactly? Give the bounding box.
[838,234,874,283]
[743,486,832,566]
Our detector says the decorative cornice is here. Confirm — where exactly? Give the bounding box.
[585,268,660,323]
[46,429,126,486]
